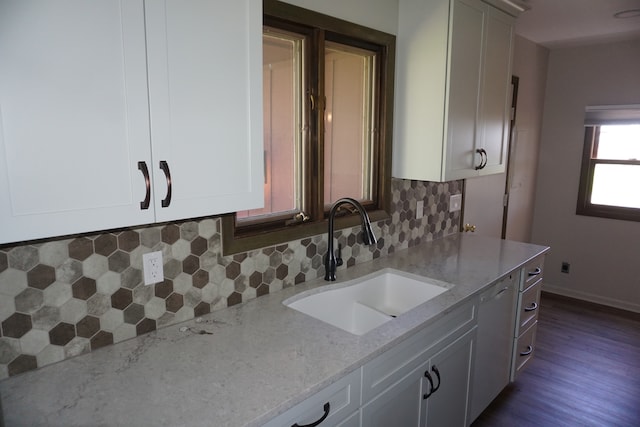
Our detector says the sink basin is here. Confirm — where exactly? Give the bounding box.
[284,269,449,335]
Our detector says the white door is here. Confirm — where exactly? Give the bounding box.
[145,0,264,222]
[0,0,153,244]
[462,173,507,238]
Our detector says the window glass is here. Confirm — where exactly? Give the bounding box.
[594,125,640,160]
[591,163,640,208]
[577,117,640,221]
[237,28,305,221]
[323,41,376,206]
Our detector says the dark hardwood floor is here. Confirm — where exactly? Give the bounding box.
[472,292,640,427]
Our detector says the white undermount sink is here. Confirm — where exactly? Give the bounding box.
[284,268,449,335]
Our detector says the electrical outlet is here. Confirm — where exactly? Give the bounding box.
[416,200,424,219]
[561,262,570,274]
[450,194,462,212]
[143,251,164,285]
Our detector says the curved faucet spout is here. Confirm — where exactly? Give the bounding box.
[325,197,377,281]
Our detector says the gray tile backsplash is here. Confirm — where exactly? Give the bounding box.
[0,178,461,379]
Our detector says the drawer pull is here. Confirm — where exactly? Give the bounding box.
[431,365,441,393]
[528,267,541,276]
[160,160,172,208]
[423,365,441,399]
[423,370,434,399]
[292,402,330,427]
[524,302,539,312]
[520,345,533,356]
[137,161,151,210]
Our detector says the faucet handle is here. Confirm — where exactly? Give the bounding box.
[336,243,343,267]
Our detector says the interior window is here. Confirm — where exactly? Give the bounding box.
[222,0,395,254]
[577,105,640,221]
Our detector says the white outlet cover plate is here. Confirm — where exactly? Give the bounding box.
[143,251,164,285]
[450,194,462,212]
[416,200,424,219]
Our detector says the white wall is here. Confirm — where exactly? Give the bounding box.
[531,37,640,312]
[280,0,399,34]
[505,35,549,242]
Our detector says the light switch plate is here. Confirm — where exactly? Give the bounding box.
[450,194,462,212]
[416,200,424,219]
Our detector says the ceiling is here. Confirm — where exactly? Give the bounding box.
[514,0,640,48]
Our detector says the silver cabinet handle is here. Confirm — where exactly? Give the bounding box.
[520,345,533,356]
[138,161,151,210]
[159,161,172,208]
[528,267,542,276]
[524,302,539,312]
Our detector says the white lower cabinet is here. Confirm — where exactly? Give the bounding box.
[361,363,424,426]
[263,300,477,427]
[511,255,545,381]
[361,329,476,427]
[261,368,361,427]
[425,330,476,427]
[361,300,477,427]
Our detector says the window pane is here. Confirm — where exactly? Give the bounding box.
[324,41,376,206]
[591,163,640,208]
[238,29,304,220]
[594,124,640,160]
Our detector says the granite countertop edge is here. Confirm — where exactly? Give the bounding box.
[0,233,550,427]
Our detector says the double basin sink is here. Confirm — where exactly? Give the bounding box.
[284,269,450,335]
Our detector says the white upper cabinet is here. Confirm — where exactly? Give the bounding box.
[0,0,263,244]
[393,0,514,182]
[144,0,263,222]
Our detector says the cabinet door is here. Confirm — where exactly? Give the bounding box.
[478,6,513,175]
[425,328,475,427]
[144,0,264,222]
[444,0,485,180]
[0,0,153,244]
[361,364,426,427]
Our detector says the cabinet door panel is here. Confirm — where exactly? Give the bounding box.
[361,366,425,427]
[425,328,475,427]
[145,0,264,222]
[479,7,513,174]
[445,0,484,179]
[0,0,153,243]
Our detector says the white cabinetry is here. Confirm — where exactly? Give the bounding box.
[393,0,514,182]
[361,300,476,427]
[261,368,361,427]
[511,255,544,380]
[0,0,263,244]
[263,300,477,427]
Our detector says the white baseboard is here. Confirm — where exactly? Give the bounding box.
[542,283,640,314]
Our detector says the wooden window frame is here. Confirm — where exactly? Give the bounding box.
[221,0,395,255]
[576,126,640,222]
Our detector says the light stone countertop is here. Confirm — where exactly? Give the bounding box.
[0,234,549,427]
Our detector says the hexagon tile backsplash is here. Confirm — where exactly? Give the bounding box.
[0,178,462,379]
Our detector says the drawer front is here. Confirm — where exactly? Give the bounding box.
[511,321,537,381]
[262,369,361,427]
[517,278,542,335]
[521,255,544,290]
[362,300,476,402]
